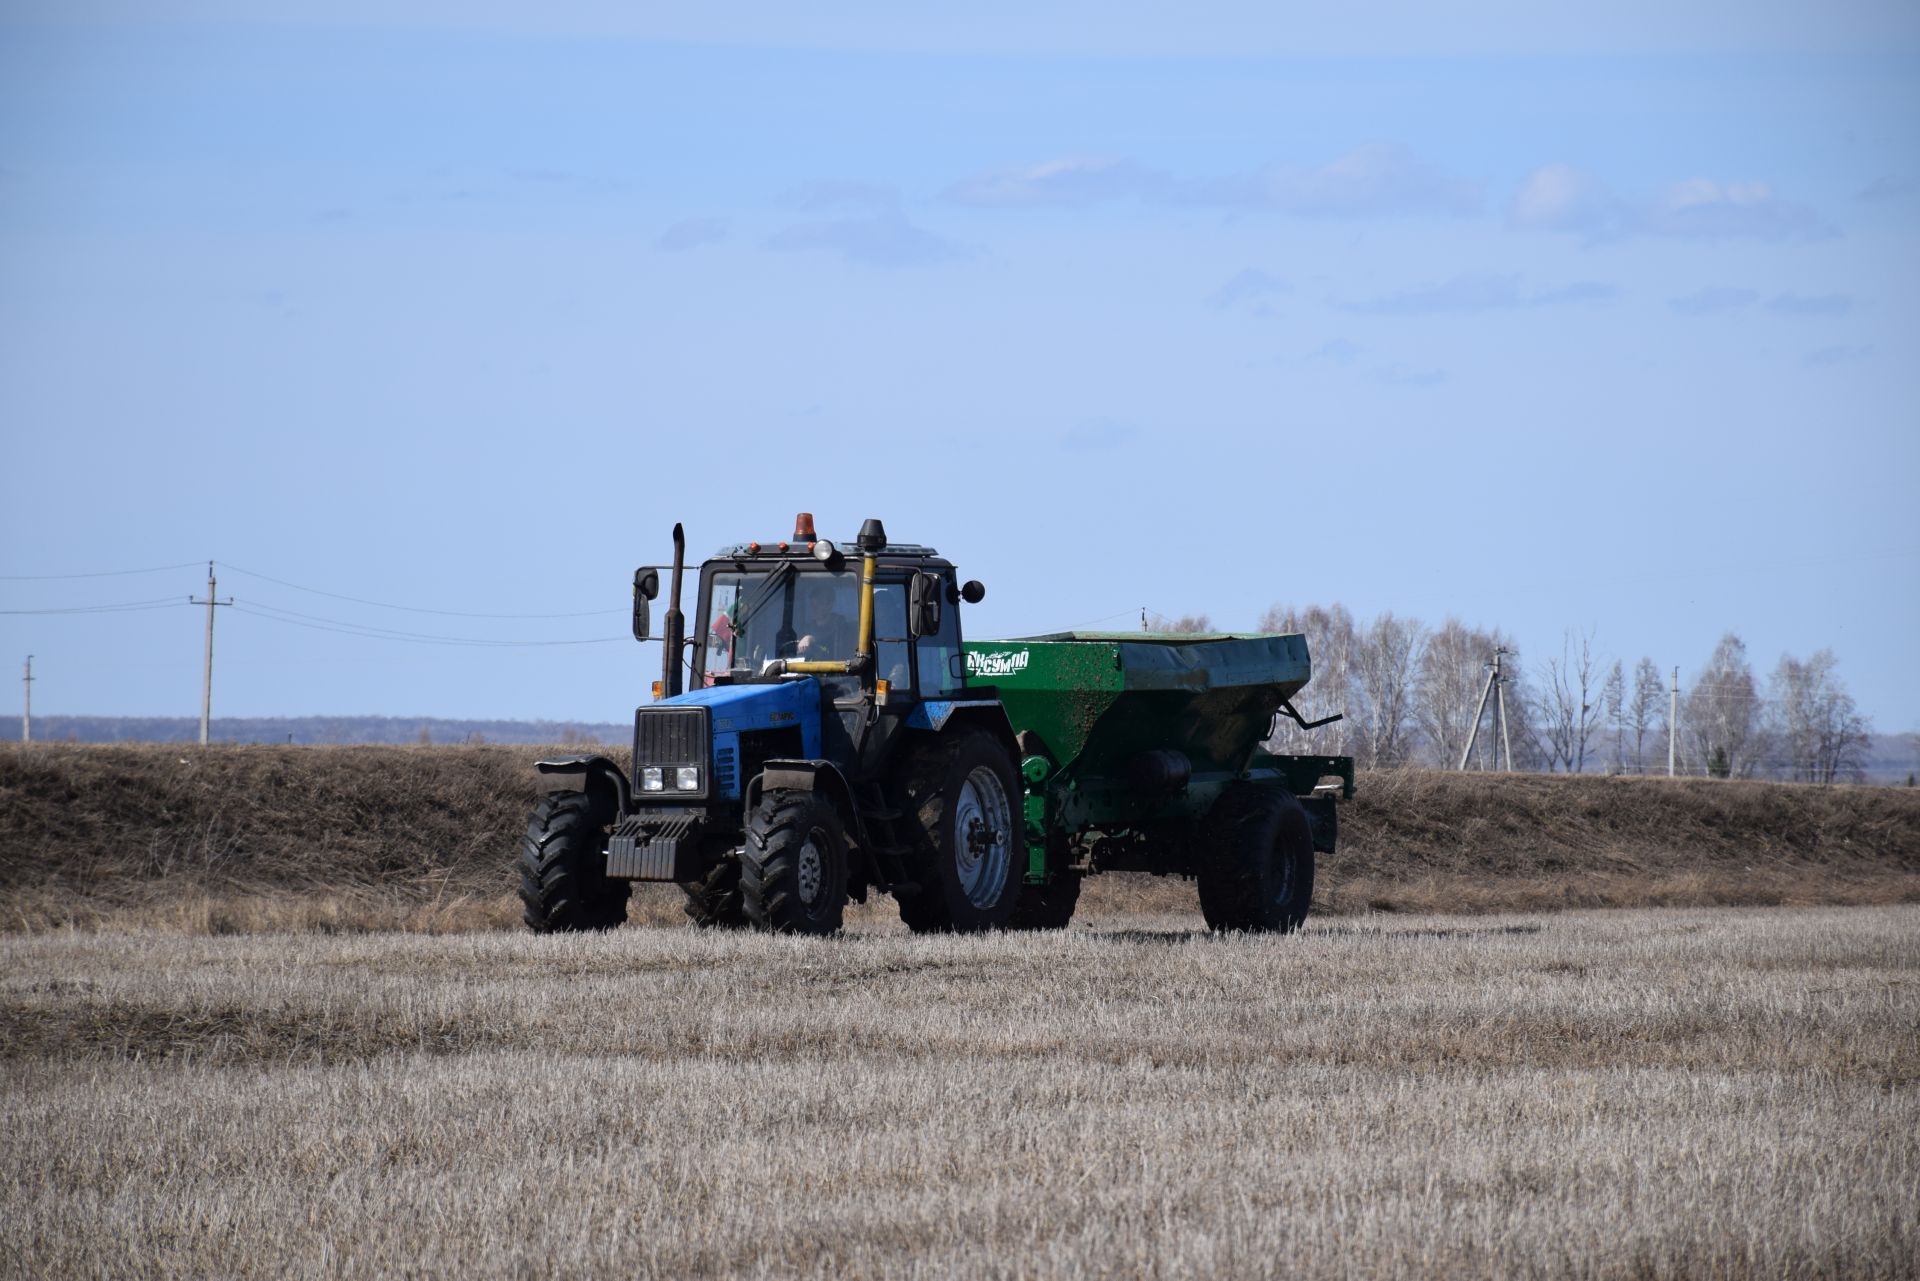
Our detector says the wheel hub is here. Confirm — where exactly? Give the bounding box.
[952,767,1013,909]
[796,833,824,906]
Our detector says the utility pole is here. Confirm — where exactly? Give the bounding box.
[190,562,232,746]
[1494,648,1513,772]
[1458,647,1512,771]
[20,655,31,743]
[1668,665,1679,778]
[1140,606,1149,633]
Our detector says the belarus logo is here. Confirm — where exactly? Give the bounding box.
[966,649,1031,678]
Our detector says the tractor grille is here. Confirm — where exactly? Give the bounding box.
[714,746,739,796]
[632,706,709,798]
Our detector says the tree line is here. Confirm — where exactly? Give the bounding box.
[1149,607,1876,782]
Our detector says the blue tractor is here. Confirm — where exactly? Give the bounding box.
[519,514,1028,935]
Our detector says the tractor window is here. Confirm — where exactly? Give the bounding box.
[704,568,861,682]
[916,574,963,698]
[870,580,911,693]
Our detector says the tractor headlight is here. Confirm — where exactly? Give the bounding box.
[640,766,665,792]
[675,766,701,791]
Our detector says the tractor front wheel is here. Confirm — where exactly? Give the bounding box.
[518,790,629,932]
[741,789,849,935]
[1195,786,1315,934]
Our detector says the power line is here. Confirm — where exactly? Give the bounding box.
[217,561,619,619]
[0,561,203,581]
[0,597,192,614]
[230,602,624,647]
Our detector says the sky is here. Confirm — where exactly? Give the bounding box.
[2,2,1917,731]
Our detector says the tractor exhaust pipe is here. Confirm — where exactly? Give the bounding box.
[662,522,686,698]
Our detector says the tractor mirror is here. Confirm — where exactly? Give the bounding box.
[909,571,942,638]
[960,580,986,604]
[633,568,660,640]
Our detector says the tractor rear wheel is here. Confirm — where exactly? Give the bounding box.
[680,856,747,929]
[1008,870,1080,931]
[518,790,629,932]
[740,789,849,935]
[896,730,1022,933]
[1196,786,1315,933]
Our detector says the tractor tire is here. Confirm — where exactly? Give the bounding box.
[740,789,849,935]
[895,730,1022,933]
[680,856,747,929]
[518,790,629,933]
[1195,785,1315,934]
[1008,870,1081,931]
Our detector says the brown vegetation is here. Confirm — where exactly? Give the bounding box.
[2,744,1916,934]
[2,905,1915,1278]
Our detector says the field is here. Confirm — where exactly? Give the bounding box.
[3,747,1917,1277]
[2,906,1915,1279]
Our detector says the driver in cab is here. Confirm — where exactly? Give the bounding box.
[787,577,856,659]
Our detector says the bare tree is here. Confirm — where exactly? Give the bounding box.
[1258,603,1355,758]
[1627,657,1663,774]
[1146,612,1213,633]
[1533,628,1605,773]
[1684,633,1763,778]
[1350,611,1425,767]
[1769,650,1872,783]
[1416,619,1523,768]
[1600,659,1625,773]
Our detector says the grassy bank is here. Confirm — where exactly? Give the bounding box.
[2,744,1916,932]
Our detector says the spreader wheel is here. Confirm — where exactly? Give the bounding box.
[1196,785,1315,934]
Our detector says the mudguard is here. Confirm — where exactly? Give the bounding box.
[534,755,632,816]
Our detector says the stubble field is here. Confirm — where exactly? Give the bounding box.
[4,904,1915,1280]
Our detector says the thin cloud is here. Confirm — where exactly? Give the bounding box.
[1766,292,1853,316]
[1512,164,1834,243]
[946,143,1479,220]
[1856,175,1914,204]
[1670,287,1758,316]
[946,158,1161,208]
[765,212,967,269]
[1308,338,1363,365]
[1184,143,1481,219]
[655,217,730,252]
[1209,268,1292,313]
[1341,272,1616,315]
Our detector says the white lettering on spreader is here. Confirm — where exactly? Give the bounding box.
[965,649,1031,678]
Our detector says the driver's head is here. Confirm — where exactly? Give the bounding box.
[801,580,840,625]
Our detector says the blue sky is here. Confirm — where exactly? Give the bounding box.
[2,3,1916,730]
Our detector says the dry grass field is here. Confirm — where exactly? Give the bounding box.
[4,904,1916,1279]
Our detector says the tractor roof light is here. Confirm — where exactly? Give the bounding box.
[793,512,816,540]
[811,539,838,562]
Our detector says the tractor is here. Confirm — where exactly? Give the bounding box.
[518,513,1351,935]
